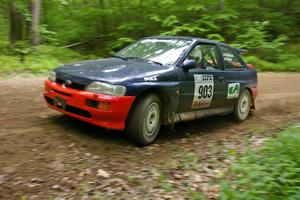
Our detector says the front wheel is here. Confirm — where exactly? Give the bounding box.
[234,89,251,122]
[127,94,161,145]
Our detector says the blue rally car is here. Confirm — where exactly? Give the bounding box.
[44,36,257,145]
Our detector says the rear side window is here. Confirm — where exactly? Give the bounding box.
[221,46,245,69]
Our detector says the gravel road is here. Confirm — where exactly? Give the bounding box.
[0,72,299,199]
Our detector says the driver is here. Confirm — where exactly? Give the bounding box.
[188,46,203,69]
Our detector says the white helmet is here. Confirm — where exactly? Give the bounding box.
[189,46,202,63]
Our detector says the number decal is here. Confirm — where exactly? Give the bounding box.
[192,74,214,109]
[198,85,203,98]
[198,85,213,99]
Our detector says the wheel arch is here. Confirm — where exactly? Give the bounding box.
[244,87,255,109]
[130,87,173,125]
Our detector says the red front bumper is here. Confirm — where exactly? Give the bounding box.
[44,80,135,130]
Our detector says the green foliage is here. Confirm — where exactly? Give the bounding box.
[220,126,300,200]
[244,54,300,72]
[157,172,175,193]
[106,37,136,54]
[234,21,288,62]
[20,196,28,200]
[13,41,31,59]
[40,25,58,44]
[0,45,84,74]
[207,34,225,42]
[0,40,10,54]
[0,0,300,73]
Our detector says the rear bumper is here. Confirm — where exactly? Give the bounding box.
[44,80,135,130]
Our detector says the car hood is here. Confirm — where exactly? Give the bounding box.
[54,58,173,85]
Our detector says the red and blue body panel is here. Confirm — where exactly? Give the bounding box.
[44,36,257,130]
[44,80,135,130]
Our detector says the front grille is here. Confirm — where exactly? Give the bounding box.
[65,105,92,118]
[44,96,92,118]
[56,78,86,90]
[55,77,65,84]
[45,96,54,105]
[53,89,72,97]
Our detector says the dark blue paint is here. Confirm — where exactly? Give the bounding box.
[53,36,257,116]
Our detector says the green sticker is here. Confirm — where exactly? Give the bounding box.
[227,83,240,99]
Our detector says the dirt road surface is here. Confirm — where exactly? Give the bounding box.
[0,72,300,200]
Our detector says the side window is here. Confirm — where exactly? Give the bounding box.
[186,44,221,70]
[220,46,244,69]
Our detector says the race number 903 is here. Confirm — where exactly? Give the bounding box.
[198,85,213,99]
[192,74,214,109]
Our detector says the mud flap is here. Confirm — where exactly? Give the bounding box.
[167,112,176,133]
[251,98,256,109]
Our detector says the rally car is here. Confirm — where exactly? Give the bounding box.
[44,36,257,145]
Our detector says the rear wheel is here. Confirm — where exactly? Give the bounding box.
[127,94,161,145]
[234,89,251,121]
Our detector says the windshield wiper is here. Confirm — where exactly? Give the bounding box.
[125,57,162,66]
[112,55,128,61]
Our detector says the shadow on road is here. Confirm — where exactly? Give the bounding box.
[46,112,250,147]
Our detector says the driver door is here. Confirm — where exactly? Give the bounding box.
[177,43,227,112]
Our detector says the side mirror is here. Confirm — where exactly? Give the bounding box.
[181,59,196,72]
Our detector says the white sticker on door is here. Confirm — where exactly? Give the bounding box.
[192,74,214,109]
[227,83,240,99]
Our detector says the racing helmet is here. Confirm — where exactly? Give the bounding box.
[189,46,203,64]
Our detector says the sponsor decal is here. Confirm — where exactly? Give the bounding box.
[144,75,158,81]
[192,74,214,109]
[227,83,240,99]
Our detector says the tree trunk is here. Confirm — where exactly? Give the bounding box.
[286,0,293,14]
[259,0,264,7]
[31,0,41,46]
[139,0,145,37]
[42,0,48,26]
[25,0,32,41]
[219,0,224,10]
[98,0,107,35]
[8,2,23,45]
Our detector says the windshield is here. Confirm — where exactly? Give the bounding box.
[116,38,192,66]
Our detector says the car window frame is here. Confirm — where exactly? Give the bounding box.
[178,42,224,71]
[219,45,247,71]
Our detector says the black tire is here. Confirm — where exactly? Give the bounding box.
[127,94,162,146]
[234,89,251,122]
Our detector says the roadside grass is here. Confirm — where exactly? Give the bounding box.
[220,125,300,200]
[152,125,300,199]
[0,45,98,75]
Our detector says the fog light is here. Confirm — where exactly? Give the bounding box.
[98,102,110,110]
[87,99,99,108]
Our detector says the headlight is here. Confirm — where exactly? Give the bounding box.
[49,71,56,82]
[85,82,126,96]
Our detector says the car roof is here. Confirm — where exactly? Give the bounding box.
[144,36,247,54]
